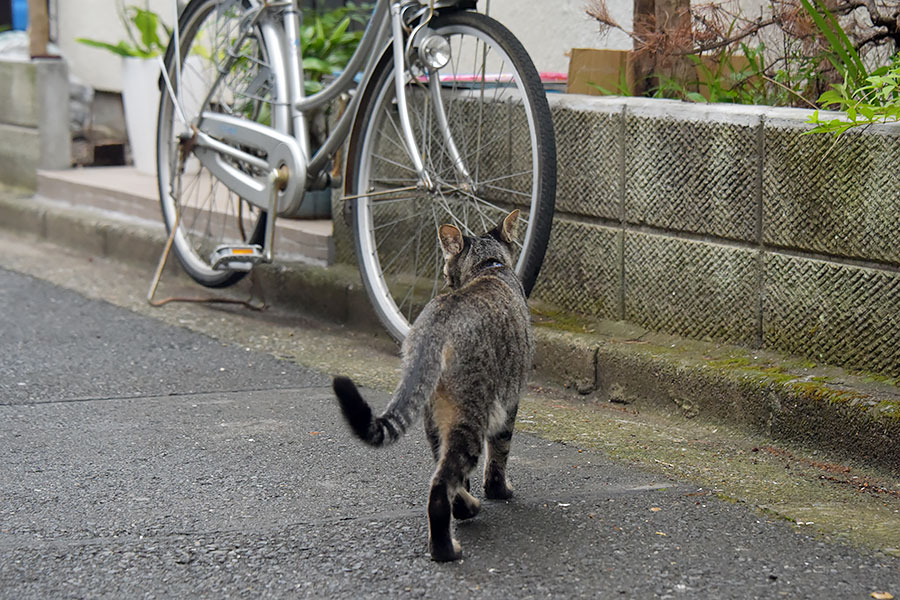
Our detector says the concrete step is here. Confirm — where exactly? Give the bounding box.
[35,166,334,266]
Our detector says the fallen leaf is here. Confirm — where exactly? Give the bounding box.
[871,593,894,600]
[650,507,662,512]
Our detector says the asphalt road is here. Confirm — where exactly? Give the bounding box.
[1,267,897,599]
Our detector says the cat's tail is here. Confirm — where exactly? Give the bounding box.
[332,376,398,446]
[333,336,443,448]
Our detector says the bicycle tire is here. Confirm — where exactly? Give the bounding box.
[157,0,286,288]
[346,10,556,342]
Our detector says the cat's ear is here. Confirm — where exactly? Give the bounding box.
[439,224,464,259]
[499,210,520,244]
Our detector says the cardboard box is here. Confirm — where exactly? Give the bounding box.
[566,48,637,96]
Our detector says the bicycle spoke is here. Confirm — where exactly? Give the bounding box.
[480,182,533,199]
[379,228,428,274]
[476,169,534,188]
[371,205,428,231]
[370,152,419,175]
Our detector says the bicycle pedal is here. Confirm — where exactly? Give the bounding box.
[210,245,265,272]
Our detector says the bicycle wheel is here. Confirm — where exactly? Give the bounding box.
[346,10,556,342]
[157,0,286,287]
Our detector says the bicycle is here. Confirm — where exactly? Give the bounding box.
[155,0,556,342]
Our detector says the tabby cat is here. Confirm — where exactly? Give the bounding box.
[333,210,535,562]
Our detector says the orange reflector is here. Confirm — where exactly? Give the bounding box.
[232,248,254,255]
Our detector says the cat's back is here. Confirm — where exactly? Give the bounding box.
[432,271,527,329]
[408,272,533,372]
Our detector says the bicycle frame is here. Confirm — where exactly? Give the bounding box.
[160,0,478,267]
[292,0,474,193]
[173,2,466,202]
[293,0,472,181]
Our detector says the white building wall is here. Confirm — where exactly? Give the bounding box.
[57,0,175,92]
[57,0,767,92]
[486,0,632,74]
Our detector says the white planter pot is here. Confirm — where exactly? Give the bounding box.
[121,56,161,175]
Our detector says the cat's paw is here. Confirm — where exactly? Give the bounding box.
[483,480,514,500]
[452,490,481,520]
[430,538,463,562]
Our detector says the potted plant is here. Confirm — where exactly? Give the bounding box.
[77,3,169,174]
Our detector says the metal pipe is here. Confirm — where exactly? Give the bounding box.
[390,1,431,188]
[429,73,472,185]
[282,3,310,157]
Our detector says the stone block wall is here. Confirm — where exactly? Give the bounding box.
[0,57,71,188]
[332,94,900,377]
[534,95,899,377]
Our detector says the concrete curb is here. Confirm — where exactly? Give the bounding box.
[2,190,898,471]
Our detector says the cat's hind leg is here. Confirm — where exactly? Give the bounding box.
[428,479,460,561]
[428,407,477,519]
[428,426,481,561]
[424,404,441,462]
[484,405,518,500]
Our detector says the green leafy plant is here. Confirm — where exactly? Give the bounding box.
[77,4,169,58]
[807,54,900,134]
[585,0,900,109]
[699,54,732,102]
[684,53,742,103]
[586,22,826,108]
[647,46,759,104]
[798,0,900,134]
[749,41,827,108]
[798,0,867,88]
[301,2,371,94]
[586,66,633,96]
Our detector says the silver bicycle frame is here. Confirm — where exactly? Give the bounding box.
[268,0,467,195]
[299,0,471,192]
[185,0,394,206]
[165,0,472,258]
